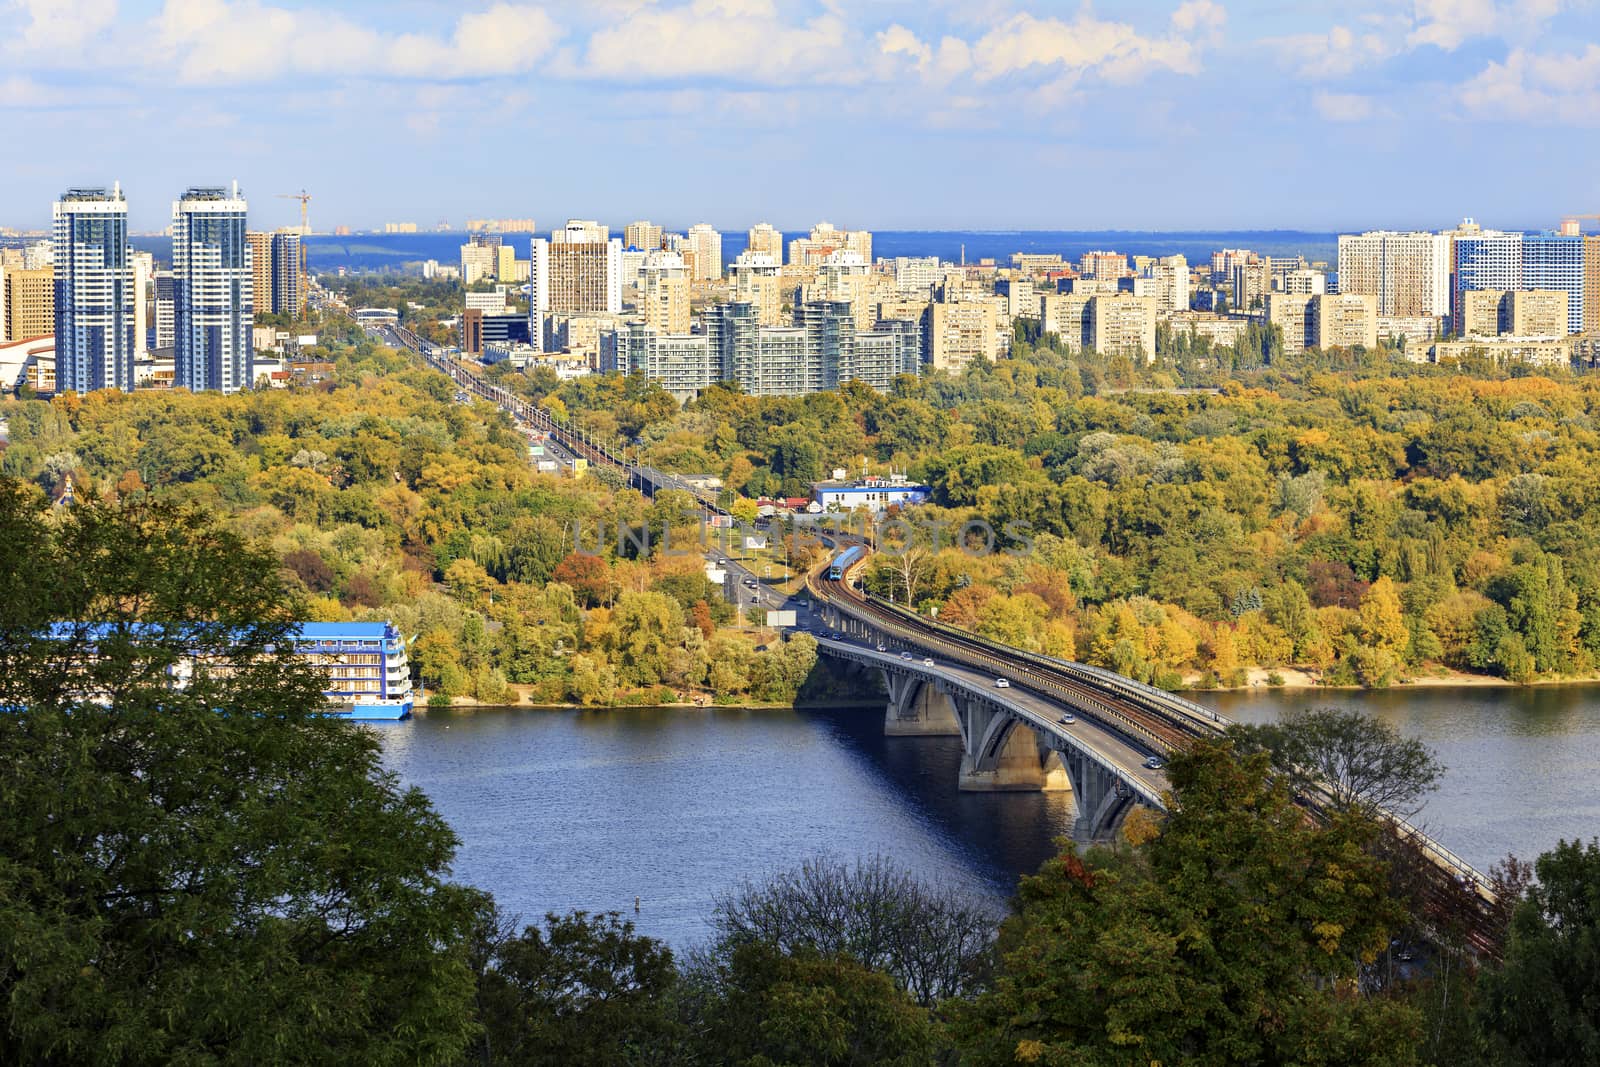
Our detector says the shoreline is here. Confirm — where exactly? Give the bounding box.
[1184,666,1600,694]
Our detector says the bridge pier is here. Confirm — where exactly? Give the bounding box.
[954,698,1072,793]
[882,672,961,736]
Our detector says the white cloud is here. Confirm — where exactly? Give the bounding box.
[580,0,857,84]
[1458,44,1600,122]
[11,0,118,49]
[1269,24,1402,79]
[960,7,1220,85]
[150,0,560,84]
[1408,0,1570,51]
[1312,90,1389,121]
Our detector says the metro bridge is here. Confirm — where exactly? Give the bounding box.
[378,315,1505,954]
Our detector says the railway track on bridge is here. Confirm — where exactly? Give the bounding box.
[377,320,1504,955]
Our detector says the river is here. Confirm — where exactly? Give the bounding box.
[377,686,1600,947]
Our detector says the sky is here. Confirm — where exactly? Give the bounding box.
[2,0,1599,233]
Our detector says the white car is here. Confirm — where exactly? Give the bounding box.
[1058,714,1076,725]
[1143,756,1165,770]
[922,658,935,666]
[994,678,1010,688]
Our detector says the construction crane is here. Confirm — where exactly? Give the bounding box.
[276,190,312,235]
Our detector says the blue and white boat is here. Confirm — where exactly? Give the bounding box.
[290,622,415,720]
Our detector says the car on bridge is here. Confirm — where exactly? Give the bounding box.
[994,678,1010,688]
[1058,714,1076,724]
[922,657,934,666]
[1143,756,1165,770]
[899,651,913,660]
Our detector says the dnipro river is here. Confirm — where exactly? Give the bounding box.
[377,686,1600,947]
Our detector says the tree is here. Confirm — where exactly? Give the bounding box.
[469,910,684,1066]
[954,740,1418,1066]
[1227,706,1444,817]
[693,940,939,1067]
[1475,838,1600,1066]
[710,854,997,1007]
[0,479,480,1063]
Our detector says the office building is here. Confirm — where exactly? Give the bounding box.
[1087,294,1156,360]
[53,185,135,394]
[637,250,690,334]
[461,308,532,356]
[624,220,664,252]
[1311,293,1378,350]
[528,221,623,346]
[788,222,871,267]
[1335,231,1451,319]
[3,265,54,342]
[685,223,722,281]
[747,222,783,262]
[172,184,253,393]
[729,252,785,326]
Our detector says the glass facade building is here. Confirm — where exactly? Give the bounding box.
[52,185,134,394]
[173,185,252,393]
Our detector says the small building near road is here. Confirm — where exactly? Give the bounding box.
[812,475,931,514]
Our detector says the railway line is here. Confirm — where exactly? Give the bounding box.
[378,319,1504,954]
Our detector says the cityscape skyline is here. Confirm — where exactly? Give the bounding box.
[3,1,1599,231]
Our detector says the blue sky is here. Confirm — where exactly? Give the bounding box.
[2,0,1598,232]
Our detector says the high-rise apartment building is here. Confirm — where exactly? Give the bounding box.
[1265,293,1314,355]
[53,185,134,394]
[173,184,253,393]
[1139,255,1189,313]
[747,222,783,262]
[807,250,872,328]
[131,250,152,359]
[529,221,623,348]
[154,271,175,349]
[729,252,785,326]
[460,236,498,286]
[1451,227,1521,332]
[685,223,722,281]
[1079,251,1129,280]
[1586,235,1600,338]
[269,232,304,318]
[1041,293,1092,351]
[1088,294,1156,360]
[1336,232,1452,320]
[1460,290,1569,337]
[1522,233,1585,335]
[3,266,54,342]
[929,301,998,372]
[637,250,690,334]
[1280,268,1327,296]
[1311,293,1378,350]
[1231,260,1272,310]
[624,221,664,252]
[788,222,871,267]
[247,232,273,312]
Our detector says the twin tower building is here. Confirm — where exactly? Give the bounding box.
[52,182,296,396]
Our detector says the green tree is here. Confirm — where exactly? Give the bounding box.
[0,479,480,1064]
[1475,838,1600,1066]
[469,910,684,1066]
[954,740,1418,1066]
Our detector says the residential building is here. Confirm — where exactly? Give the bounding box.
[247,232,273,316]
[624,220,664,252]
[637,250,690,334]
[1522,233,1585,334]
[1211,249,1256,285]
[1377,316,1442,352]
[467,218,536,234]
[528,221,623,346]
[3,265,54,342]
[264,232,304,318]
[1336,231,1452,320]
[1451,226,1522,331]
[929,300,998,372]
[1059,277,1121,296]
[1079,250,1129,280]
[1430,336,1573,366]
[892,256,942,297]
[1167,311,1255,348]
[1280,268,1327,295]
[788,222,871,267]
[1041,293,1092,351]
[1011,253,1066,274]
[1460,289,1569,337]
[1587,235,1600,340]
[806,250,872,328]
[153,271,175,349]
[172,184,253,393]
[1311,293,1378,350]
[1265,293,1314,355]
[1138,255,1189,313]
[729,252,785,326]
[131,250,152,359]
[1231,260,1272,311]
[685,223,722,281]
[747,222,784,262]
[459,238,497,286]
[1088,294,1156,360]
[996,278,1040,320]
[53,185,135,394]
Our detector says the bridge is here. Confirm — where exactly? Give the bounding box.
[373,316,1505,953]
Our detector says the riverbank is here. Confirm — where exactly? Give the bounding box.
[1186,666,1600,693]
